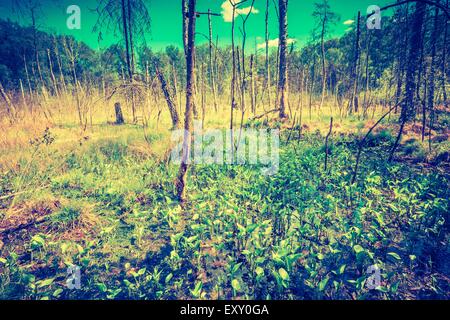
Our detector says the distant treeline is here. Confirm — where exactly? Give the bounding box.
[0,7,448,105]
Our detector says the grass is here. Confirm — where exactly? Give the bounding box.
[0,95,449,300]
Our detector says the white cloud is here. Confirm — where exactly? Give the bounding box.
[343,19,355,25]
[256,38,296,50]
[221,1,259,23]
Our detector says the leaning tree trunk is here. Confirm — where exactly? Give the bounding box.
[155,65,180,129]
[278,0,289,119]
[176,0,196,202]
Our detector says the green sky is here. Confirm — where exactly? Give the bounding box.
[0,0,392,51]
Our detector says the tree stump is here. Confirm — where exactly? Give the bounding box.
[114,102,124,125]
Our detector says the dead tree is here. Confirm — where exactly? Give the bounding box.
[94,0,151,123]
[389,1,427,161]
[250,54,256,113]
[349,11,361,114]
[264,0,272,109]
[425,4,439,141]
[155,65,180,129]
[207,9,219,112]
[278,0,289,119]
[441,0,448,106]
[176,0,197,202]
[114,102,125,124]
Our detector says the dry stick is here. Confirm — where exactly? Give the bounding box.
[286,112,297,142]
[351,100,404,184]
[0,214,50,236]
[324,117,333,171]
[0,184,51,201]
[250,108,280,120]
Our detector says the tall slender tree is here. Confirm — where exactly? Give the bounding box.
[94,0,151,123]
[390,1,427,161]
[278,0,289,119]
[312,0,339,112]
[176,0,197,202]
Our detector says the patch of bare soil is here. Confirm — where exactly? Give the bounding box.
[0,199,61,235]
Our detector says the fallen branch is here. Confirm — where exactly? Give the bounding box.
[351,100,404,184]
[250,108,280,121]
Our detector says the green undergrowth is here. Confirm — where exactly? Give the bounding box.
[0,128,448,300]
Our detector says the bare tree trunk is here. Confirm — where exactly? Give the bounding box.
[265,0,272,109]
[441,0,448,106]
[201,63,206,129]
[278,0,289,119]
[250,54,256,114]
[230,2,237,161]
[362,32,371,119]
[208,9,218,112]
[114,102,125,124]
[127,0,137,123]
[176,0,196,202]
[394,2,409,113]
[319,17,326,111]
[182,0,189,57]
[309,54,316,120]
[349,11,361,115]
[425,5,439,142]
[121,0,132,80]
[155,65,180,129]
[390,1,426,161]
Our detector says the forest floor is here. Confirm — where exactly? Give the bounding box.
[0,104,449,300]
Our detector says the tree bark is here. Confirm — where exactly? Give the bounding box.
[114,102,125,125]
[176,0,196,202]
[349,11,361,115]
[208,9,218,112]
[390,1,426,161]
[278,0,289,119]
[155,65,180,129]
[425,5,439,141]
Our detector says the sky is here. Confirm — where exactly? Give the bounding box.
[0,0,393,51]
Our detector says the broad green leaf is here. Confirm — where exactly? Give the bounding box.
[279,268,289,281]
[387,252,401,261]
[353,245,364,254]
[318,276,329,291]
[231,279,241,292]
